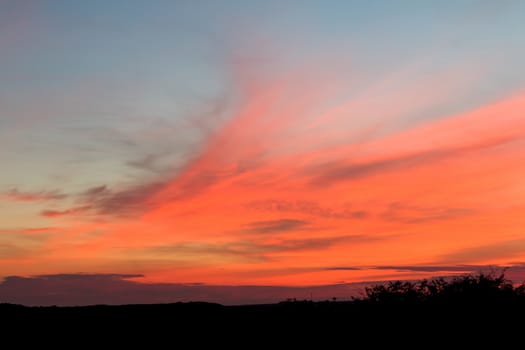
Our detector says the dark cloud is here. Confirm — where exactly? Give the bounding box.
[2,188,67,202]
[381,202,473,224]
[243,219,310,234]
[40,182,165,218]
[324,266,362,271]
[77,182,166,217]
[149,242,262,262]
[309,134,522,186]
[0,273,369,306]
[82,185,111,198]
[328,265,477,272]
[146,234,383,263]
[41,206,90,218]
[126,154,164,173]
[77,166,239,217]
[326,263,525,280]
[55,169,228,217]
[64,101,239,217]
[275,235,375,251]
[310,150,446,186]
[247,200,368,219]
[372,265,495,273]
[325,263,525,284]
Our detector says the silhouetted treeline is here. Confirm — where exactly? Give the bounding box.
[3,273,525,344]
[364,271,525,304]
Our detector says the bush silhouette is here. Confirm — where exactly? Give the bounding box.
[363,271,524,306]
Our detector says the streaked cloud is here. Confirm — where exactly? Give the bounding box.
[2,188,67,202]
[243,219,310,234]
[381,202,473,224]
[309,134,524,187]
[41,206,90,218]
[78,182,166,216]
[309,150,446,186]
[438,239,525,264]
[143,234,378,263]
[326,263,525,278]
[126,154,165,173]
[247,200,368,219]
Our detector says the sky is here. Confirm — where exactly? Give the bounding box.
[2,0,525,305]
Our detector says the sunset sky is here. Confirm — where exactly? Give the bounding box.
[2,0,525,305]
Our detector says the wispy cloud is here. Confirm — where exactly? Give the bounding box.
[76,182,166,217]
[438,239,525,264]
[243,219,310,234]
[32,183,158,218]
[247,200,368,220]
[145,234,386,263]
[2,188,67,202]
[309,150,446,186]
[41,206,90,218]
[324,266,362,271]
[381,202,473,224]
[126,153,165,173]
[274,235,373,251]
[76,164,240,217]
[82,185,111,198]
[326,263,525,274]
[309,133,523,186]
[371,265,483,272]
[37,168,238,219]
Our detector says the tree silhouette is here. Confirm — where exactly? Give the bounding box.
[363,271,525,306]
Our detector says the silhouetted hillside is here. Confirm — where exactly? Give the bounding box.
[3,273,525,344]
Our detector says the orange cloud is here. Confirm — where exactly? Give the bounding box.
[3,63,525,290]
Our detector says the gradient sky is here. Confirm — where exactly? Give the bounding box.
[2,0,525,305]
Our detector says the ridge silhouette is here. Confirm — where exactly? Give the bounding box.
[3,272,524,344]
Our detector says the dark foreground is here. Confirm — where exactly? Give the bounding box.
[3,273,525,344]
[3,299,524,344]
